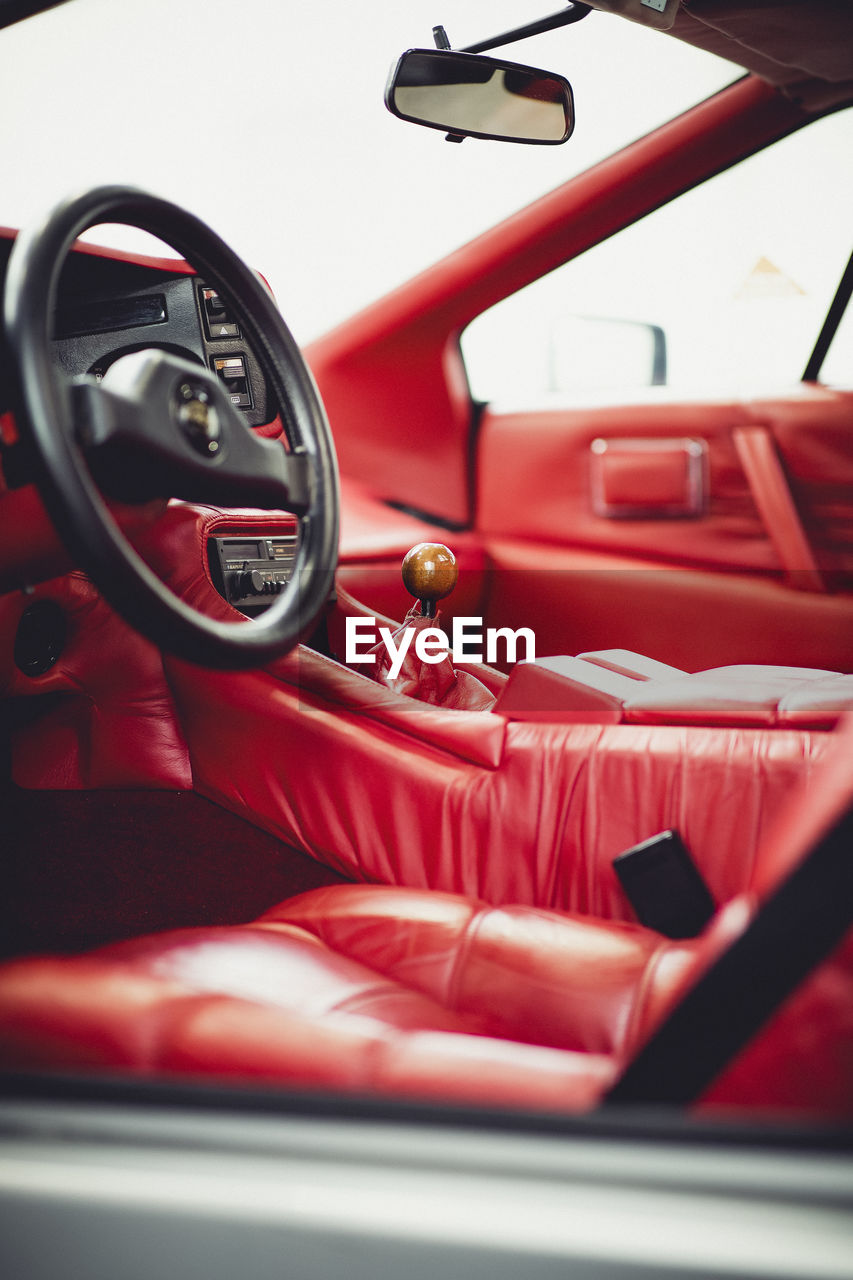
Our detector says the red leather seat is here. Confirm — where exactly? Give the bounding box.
[0,722,850,1119]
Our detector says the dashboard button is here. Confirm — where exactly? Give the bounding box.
[201,287,241,340]
[212,353,252,408]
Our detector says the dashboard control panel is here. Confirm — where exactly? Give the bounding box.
[209,533,299,614]
[196,283,270,428]
[27,239,276,432]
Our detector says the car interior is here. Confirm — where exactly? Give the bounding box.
[0,0,851,1129]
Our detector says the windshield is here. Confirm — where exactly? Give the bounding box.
[0,0,735,343]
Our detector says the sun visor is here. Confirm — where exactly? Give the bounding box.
[584,0,679,31]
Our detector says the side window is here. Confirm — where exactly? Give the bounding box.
[461,108,853,405]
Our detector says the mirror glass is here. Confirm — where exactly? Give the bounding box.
[386,49,574,144]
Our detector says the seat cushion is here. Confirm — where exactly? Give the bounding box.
[0,877,850,1118]
[0,885,690,1111]
[260,885,694,1055]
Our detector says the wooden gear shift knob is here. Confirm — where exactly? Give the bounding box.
[401,542,458,618]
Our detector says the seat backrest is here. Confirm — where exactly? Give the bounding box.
[610,715,853,1116]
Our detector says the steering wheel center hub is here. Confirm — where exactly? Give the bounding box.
[176,380,221,456]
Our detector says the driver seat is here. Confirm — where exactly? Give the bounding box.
[0,720,850,1118]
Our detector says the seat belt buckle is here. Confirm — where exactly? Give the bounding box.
[613,828,716,938]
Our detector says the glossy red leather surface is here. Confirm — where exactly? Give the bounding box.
[637,717,853,1117]
[168,652,829,917]
[732,425,825,591]
[474,385,853,673]
[0,501,305,793]
[0,500,306,792]
[0,906,619,1110]
[132,501,298,616]
[0,705,849,1116]
[0,478,168,598]
[494,656,633,723]
[1,891,846,1116]
[624,665,853,728]
[476,387,853,580]
[579,649,686,681]
[479,536,853,673]
[116,505,831,916]
[2,495,835,926]
[498,653,853,729]
[0,572,191,790]
[262,886,682,1057]
[1,745,848,1116]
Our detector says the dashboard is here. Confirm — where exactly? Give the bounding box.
[0,235,274,430]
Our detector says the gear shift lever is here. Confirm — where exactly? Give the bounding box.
[401,542,458,619]
[348,541,495,710]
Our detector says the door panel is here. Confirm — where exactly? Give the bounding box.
[475,388,853,670]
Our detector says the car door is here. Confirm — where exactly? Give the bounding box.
[464,104,853,671]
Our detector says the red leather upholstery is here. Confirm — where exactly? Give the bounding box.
[0,572,191,790]
[477,388,853,583]
[681,714,853,1117]
[0,501,308,793]
[0,720,850,1118]
[131,504,838,921]
[169,654,830,918]
[479,535,853,675]
[120,502,834,917]
[0,890,652,1108]
[625,665,853,729]
[496,650,853,729]
[2,499,835,927]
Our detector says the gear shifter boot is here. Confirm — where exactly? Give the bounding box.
[358,543,495,710]
[362,602,495,709]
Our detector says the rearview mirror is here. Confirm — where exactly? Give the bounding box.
[385,49,574,145]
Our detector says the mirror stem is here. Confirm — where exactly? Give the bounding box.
[431,27,466,141]
[434,3,591,58]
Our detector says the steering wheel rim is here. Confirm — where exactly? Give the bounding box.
[3,185,339,669]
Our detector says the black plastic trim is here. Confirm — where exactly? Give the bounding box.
[1,1069,851,1154]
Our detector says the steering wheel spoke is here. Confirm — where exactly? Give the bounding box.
[71,353,311,514]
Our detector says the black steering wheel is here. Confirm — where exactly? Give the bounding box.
[3,186,339,668]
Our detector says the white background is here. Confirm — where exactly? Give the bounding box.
[0,0,734,342]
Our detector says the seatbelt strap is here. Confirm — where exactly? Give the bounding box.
[605,799,853,1107]
[733,425,826,592]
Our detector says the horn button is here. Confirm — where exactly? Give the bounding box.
[175,379,222,457]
